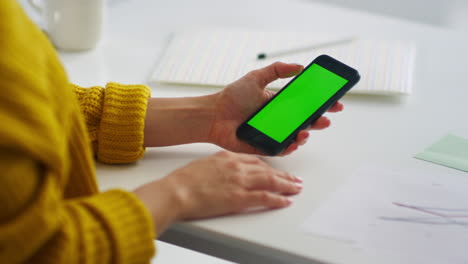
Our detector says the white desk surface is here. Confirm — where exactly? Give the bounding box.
[55,0,468,263]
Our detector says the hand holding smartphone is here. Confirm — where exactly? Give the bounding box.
[236,55,360,156]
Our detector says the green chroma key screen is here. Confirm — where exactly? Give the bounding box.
[247,64,348,143]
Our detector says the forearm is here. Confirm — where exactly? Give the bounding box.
[143,94,218,147]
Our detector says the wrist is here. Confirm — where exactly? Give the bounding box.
[143,93,219,147]
[190,93,219,143]
[133,179,181,234]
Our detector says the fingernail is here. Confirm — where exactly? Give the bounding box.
[295,176,303,183]
[295,182,303,190]
[285,197,293,205]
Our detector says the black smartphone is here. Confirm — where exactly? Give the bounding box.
[236,54,360,156]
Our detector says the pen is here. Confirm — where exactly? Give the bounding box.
[256,37,356,60]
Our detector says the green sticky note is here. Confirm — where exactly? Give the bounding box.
[415,134,468,172]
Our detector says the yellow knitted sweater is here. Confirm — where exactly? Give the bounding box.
[0,1,155,263]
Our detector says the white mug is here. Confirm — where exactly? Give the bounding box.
[28,0,105,51]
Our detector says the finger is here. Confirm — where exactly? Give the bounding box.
[276,170,302,183]
[244,191,293,209]
[295,130,310,146]
[277,171,302,183]
[308,116,331,130]
[279,143,299,156]
[247,62,304,87]
[327,101,344,113]
[242,166,302,194]
[279,132,310,156]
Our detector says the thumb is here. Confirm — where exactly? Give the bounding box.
[247,62,303,87]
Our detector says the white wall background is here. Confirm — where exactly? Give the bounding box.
[305,0,468,31]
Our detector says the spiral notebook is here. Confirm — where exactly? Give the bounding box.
[150,28,415,95]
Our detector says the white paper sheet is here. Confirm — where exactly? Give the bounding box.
[150,28,415,95]
[302,165,468,264]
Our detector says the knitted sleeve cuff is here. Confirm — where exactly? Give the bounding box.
[80,189,156,263]
[97,82,151,164]
[72,84,105,149]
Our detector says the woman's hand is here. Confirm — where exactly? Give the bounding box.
[144,61,343,155]
[133,151,302,234]
[209,62,344,156]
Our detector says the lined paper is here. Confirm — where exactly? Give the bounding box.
[150,28,415,95]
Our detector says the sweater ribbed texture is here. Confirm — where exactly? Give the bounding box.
[98,82,150,164]
[73,83,151,164]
